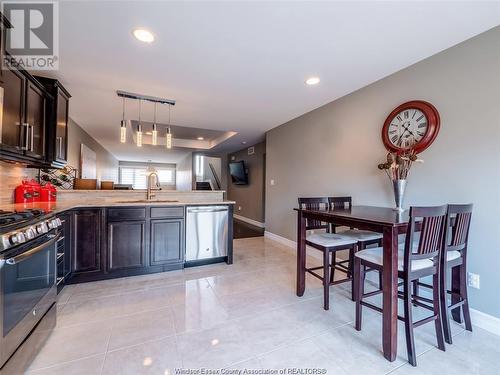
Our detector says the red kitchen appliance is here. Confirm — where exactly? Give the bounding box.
[14,180,33,204]
[40,183,57,202]
[28,180,41,202]
[14,180,42,204]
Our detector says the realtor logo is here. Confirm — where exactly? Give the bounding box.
[1,1,59,70]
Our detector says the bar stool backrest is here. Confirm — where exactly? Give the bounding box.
[298,197,330,231]
[446,204,473,252]
[328,196,352,210]
[403,205,448,269]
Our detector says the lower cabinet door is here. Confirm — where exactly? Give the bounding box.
[108,220,146,271]
[73,209,103,274]
[150,219,184,266]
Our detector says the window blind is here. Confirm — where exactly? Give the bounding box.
[119,166,175,189]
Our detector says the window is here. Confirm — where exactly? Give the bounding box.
[119,166,175,189]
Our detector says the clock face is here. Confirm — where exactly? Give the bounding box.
[387,108,428,149]
[381,100,440,154]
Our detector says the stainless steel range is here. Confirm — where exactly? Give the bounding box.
[0,209,61,374]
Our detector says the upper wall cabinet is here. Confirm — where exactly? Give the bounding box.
[0,69,48,163]
[0,16,70,168]
[35,76,71,168]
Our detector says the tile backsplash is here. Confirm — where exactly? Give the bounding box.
[0,161,37,204]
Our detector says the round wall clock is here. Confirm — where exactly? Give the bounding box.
[381,100,440,154]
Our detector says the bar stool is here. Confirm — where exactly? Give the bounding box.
[354,205,447,366]
[298,197,358,310]
[329,196,383,286]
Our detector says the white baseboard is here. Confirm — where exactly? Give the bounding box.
[234,214,265,228]
[470,308,500,336]
[264,230,500,337]
[264,231,322,260]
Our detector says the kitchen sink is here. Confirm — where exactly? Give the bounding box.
[115,200,179,203]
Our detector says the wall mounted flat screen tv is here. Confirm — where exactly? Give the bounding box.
[229,161,248,185]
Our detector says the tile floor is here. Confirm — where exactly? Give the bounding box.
[26,237,500,374]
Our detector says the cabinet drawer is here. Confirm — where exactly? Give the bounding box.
[108,207,146,221]
[150,206,184,219]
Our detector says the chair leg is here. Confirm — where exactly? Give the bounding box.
[323,250,330,310]
[354,257,363,331]
[451,265,462,323]
[441,263,453,344]
[347,247,355,279]
[412,280,419,306]
[433,273,446,351]
[378,270,383,290]
[460,263,473,332]
[329,251,336,284]
[403,278,417,366]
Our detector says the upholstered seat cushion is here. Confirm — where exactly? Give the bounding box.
[306,233,358,247]
[339,229,383,242]
[355,247,434,271]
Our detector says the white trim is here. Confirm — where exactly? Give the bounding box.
[234,214,265,228]
[264,231,500,337]
[264,230,322,260]
[470,308,500,336]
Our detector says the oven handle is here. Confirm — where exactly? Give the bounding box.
[5,233,60,265]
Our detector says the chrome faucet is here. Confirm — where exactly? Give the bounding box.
[147,172,160,200]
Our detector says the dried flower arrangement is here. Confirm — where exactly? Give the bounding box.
[377,150,423,181]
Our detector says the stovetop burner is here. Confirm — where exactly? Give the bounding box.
[0,209,46,227]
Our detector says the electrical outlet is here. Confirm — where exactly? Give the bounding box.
[468,272,480,289]
[270,179,275,186]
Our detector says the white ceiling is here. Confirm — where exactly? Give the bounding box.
[47,1,499,163]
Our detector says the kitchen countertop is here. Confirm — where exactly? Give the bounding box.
[0,200,235,215]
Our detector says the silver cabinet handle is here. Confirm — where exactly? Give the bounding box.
[21,123,29,150]
[30,124,34,152]
[188,208,228,214]
[59,137,63,158]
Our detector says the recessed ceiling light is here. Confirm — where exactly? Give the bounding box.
[133,28,154,43]
[241,141,247,145]
[305,77,320,86]
[197,137,204,141]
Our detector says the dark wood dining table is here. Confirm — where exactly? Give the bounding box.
[294,205,410,362]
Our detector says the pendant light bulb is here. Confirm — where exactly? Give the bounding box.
[136,100,143,147]
[120,121,127,143]
[120,97,127,143]
[165,104,172,149]
[137,124,143,147]
[152,124,158,146]
[166,127,172,149]
[152,103,158,145]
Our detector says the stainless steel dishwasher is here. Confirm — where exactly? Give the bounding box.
[185,205,229,263]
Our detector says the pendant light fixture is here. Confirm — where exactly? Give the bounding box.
[166,104,172,149]
[120,97,127,143]
[152,103,158,146]
[136,100,143,147]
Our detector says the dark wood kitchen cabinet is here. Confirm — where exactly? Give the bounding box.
[108,220,146,271]
[0,69,48,163]
[0,68,25,155]
[23,78,46,160]
[56,211,73,293]
[35,76,71,167]
[150,219,184,266]
[72,209,104,276]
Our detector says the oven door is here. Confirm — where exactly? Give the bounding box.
[0,231,58,368]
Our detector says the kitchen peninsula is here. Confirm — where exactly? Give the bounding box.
[1,190,234,287]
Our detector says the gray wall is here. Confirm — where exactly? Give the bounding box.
[228,141,266,223]
[67,118,119,182]
[265,27,500,317]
